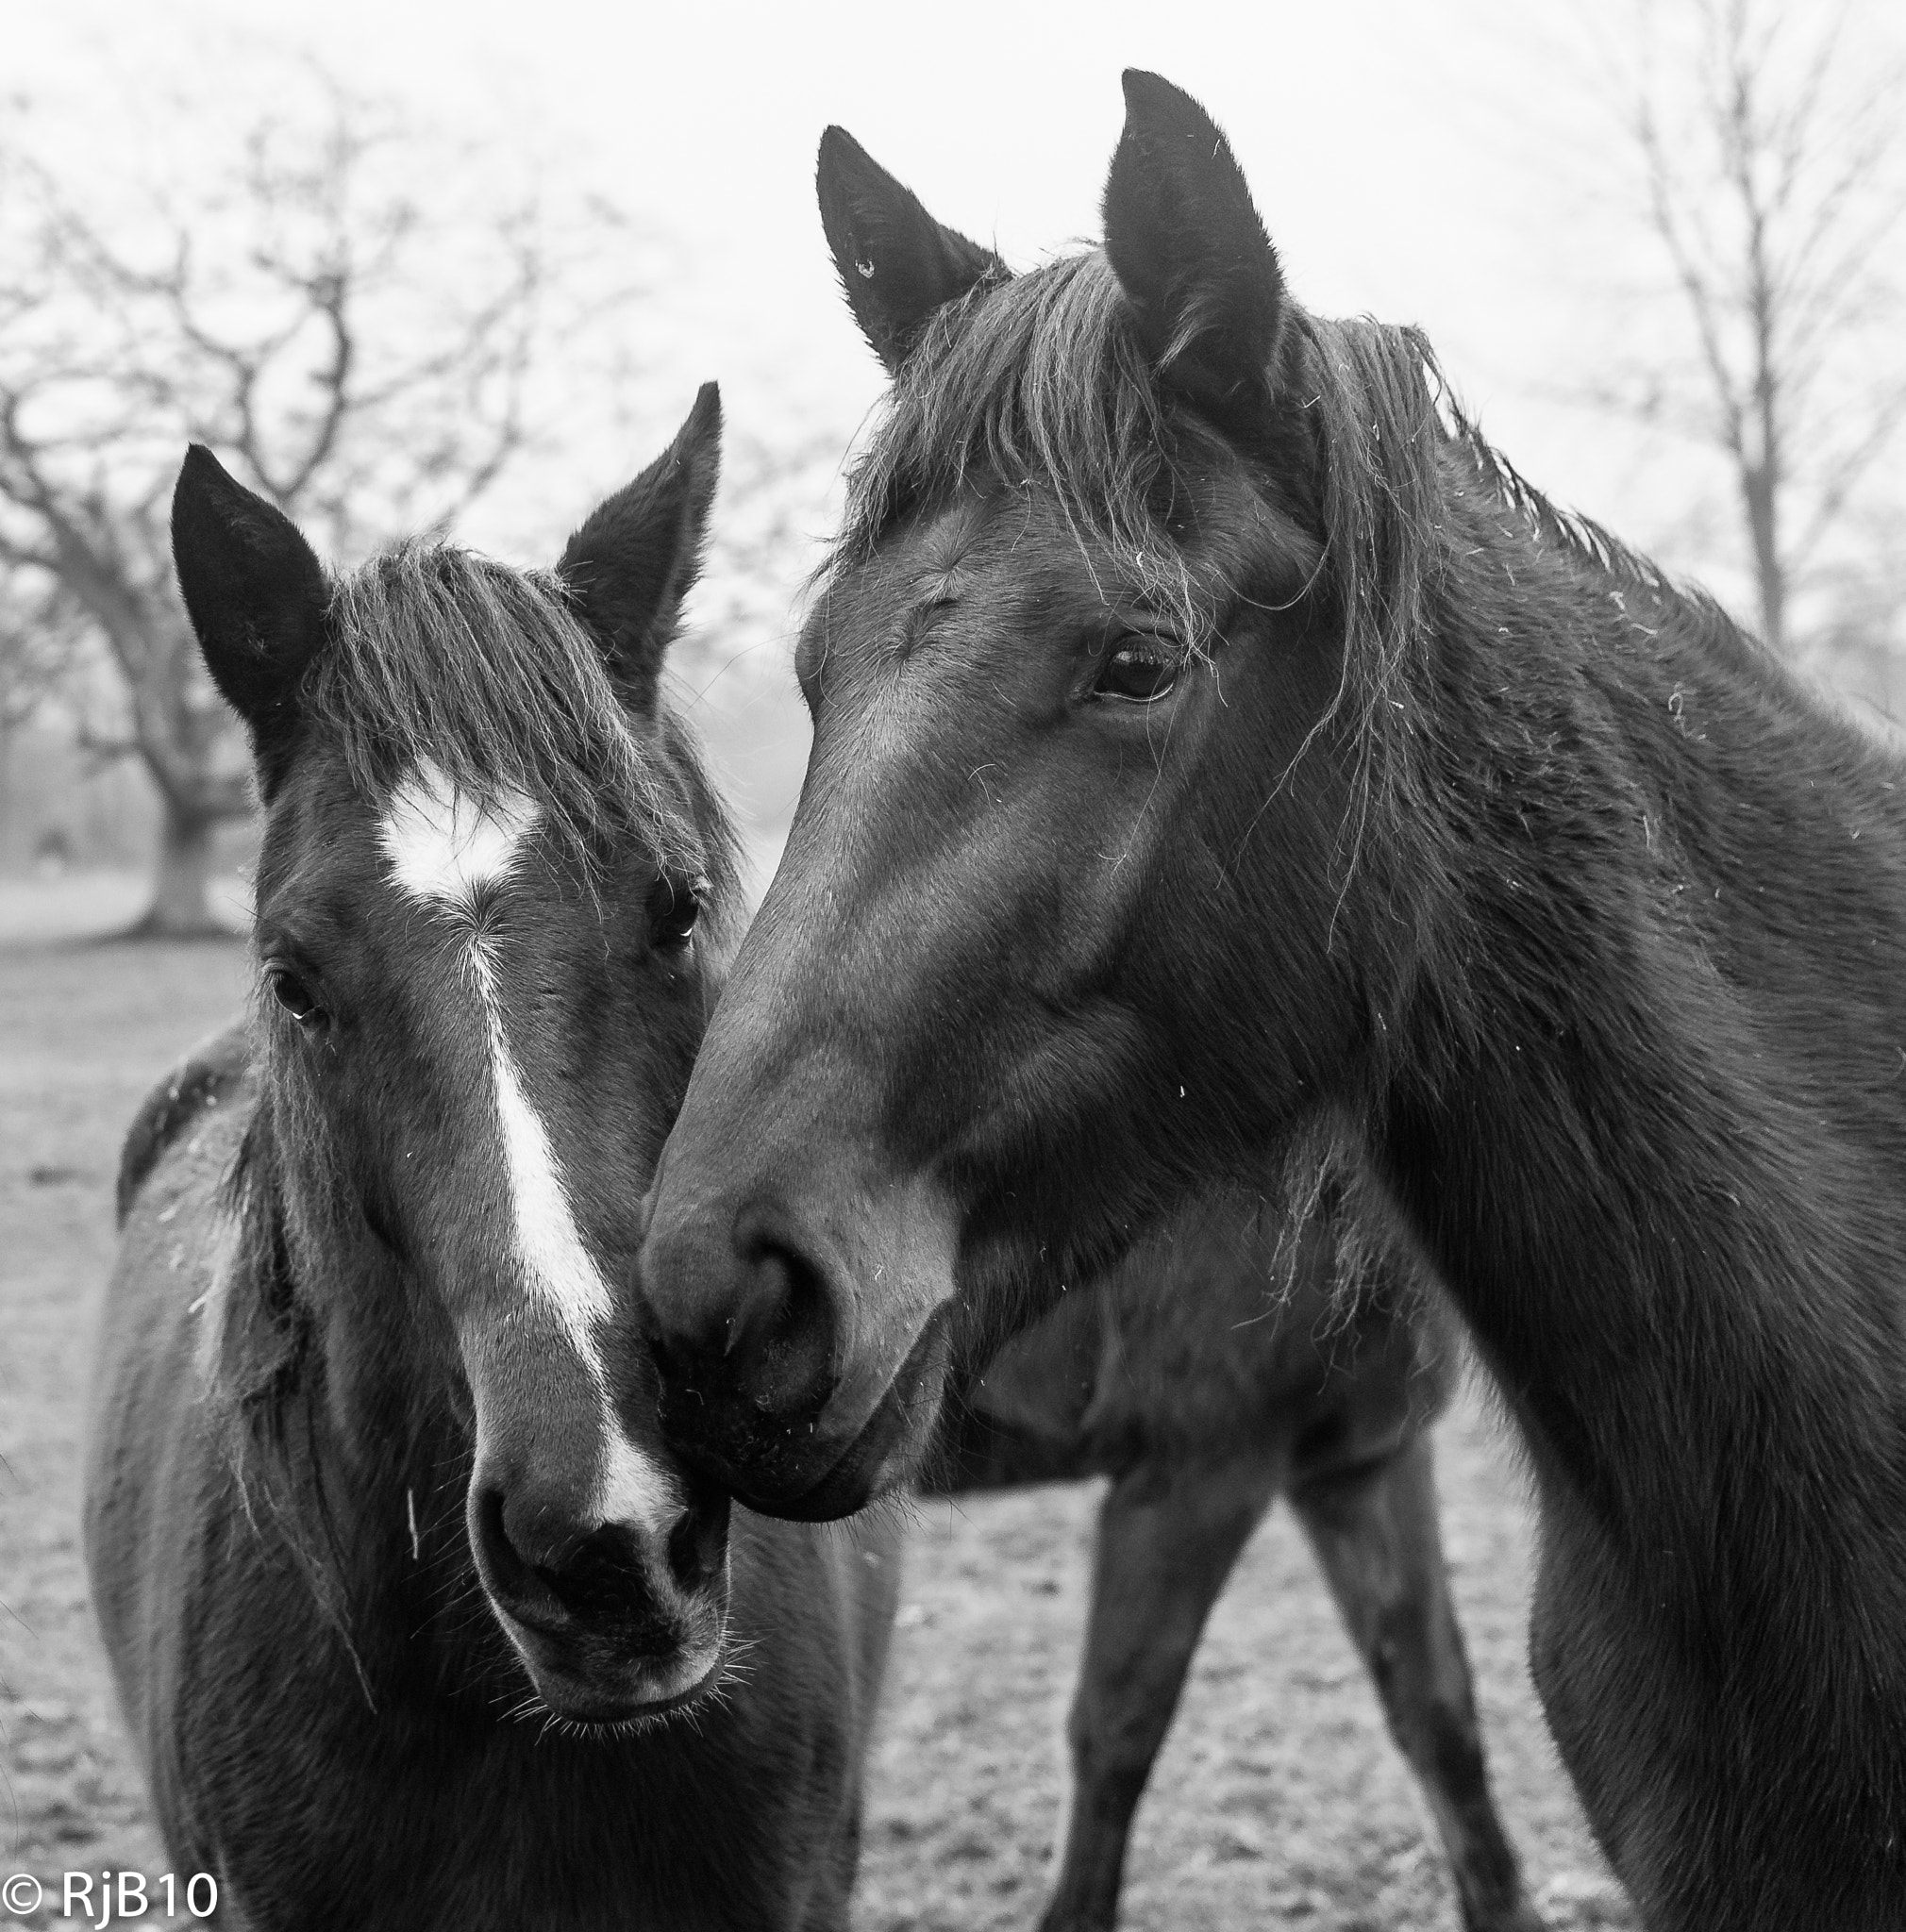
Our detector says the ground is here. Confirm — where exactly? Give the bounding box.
[0,879,1632,1930]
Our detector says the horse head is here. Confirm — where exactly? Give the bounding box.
[639,77,1441,1518]
[174,390,744,1724]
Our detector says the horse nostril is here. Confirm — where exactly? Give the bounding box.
[474,1486,536,1600]
[478,1487,666,1633]
[728,1236,841,1416]
[507,1490,589,1577]
[474,1483,592,1611]
[640,1203,853,1468]
[665,1482,732,1593]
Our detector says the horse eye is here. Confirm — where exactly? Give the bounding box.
[650,874,709,948]
[267,966,326,1026]
[1095,639,1181,704]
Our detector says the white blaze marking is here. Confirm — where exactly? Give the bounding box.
[378,763,677,1537]
[596,1432,677,1532]
[381,758,540,913]
[465,938,615,1346]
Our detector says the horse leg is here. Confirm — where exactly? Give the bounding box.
[1039,1456,1279,1932]
[1291,1432,1544,1932]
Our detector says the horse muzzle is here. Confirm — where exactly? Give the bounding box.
[469,1466,733,1721]
[637,1162,962,1519]
[654,1306,956,1519]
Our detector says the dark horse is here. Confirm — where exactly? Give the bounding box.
[638,73,1906,1932]
[87,392,897,1930]
[937,1191,1543,1932]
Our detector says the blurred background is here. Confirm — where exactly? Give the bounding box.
[1,5,1900,1927]
[2,0,1901,935]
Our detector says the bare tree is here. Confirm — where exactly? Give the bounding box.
[0,573,75,738]
[1608,0,1906,658]
[0,77,607,933]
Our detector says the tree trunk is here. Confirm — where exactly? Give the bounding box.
[125,795,228,939]
[1742,461,1785,654]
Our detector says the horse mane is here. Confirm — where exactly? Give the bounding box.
[196,1078,357,1624]
[209,1041,478,1697]
[829,245,1749,874]
[1296,316,1725,858]
[310,541,738,924]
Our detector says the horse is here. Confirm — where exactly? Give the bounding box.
[86,391,899,1931]
[933,1189,1544,1932]
[635,71,1906,1932]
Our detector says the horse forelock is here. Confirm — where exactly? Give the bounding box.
[829,253,1217,643]
[305,541,738,920]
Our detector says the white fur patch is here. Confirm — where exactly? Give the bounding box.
[381,758,540,914]
[594,1431,682,1540]
[464,937,615,1348]
[476,956,677,1535]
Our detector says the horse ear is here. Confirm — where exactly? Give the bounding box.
[817,126,1003,374]
[172,445,328,776]
[559,382,721,714]
[1101,71,1287,427]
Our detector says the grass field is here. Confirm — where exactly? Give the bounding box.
[0,880,1633,1930]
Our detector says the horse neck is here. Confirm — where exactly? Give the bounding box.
[1366,532,1906,1559]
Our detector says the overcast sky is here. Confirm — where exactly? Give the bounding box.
[12,0,1668,495]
